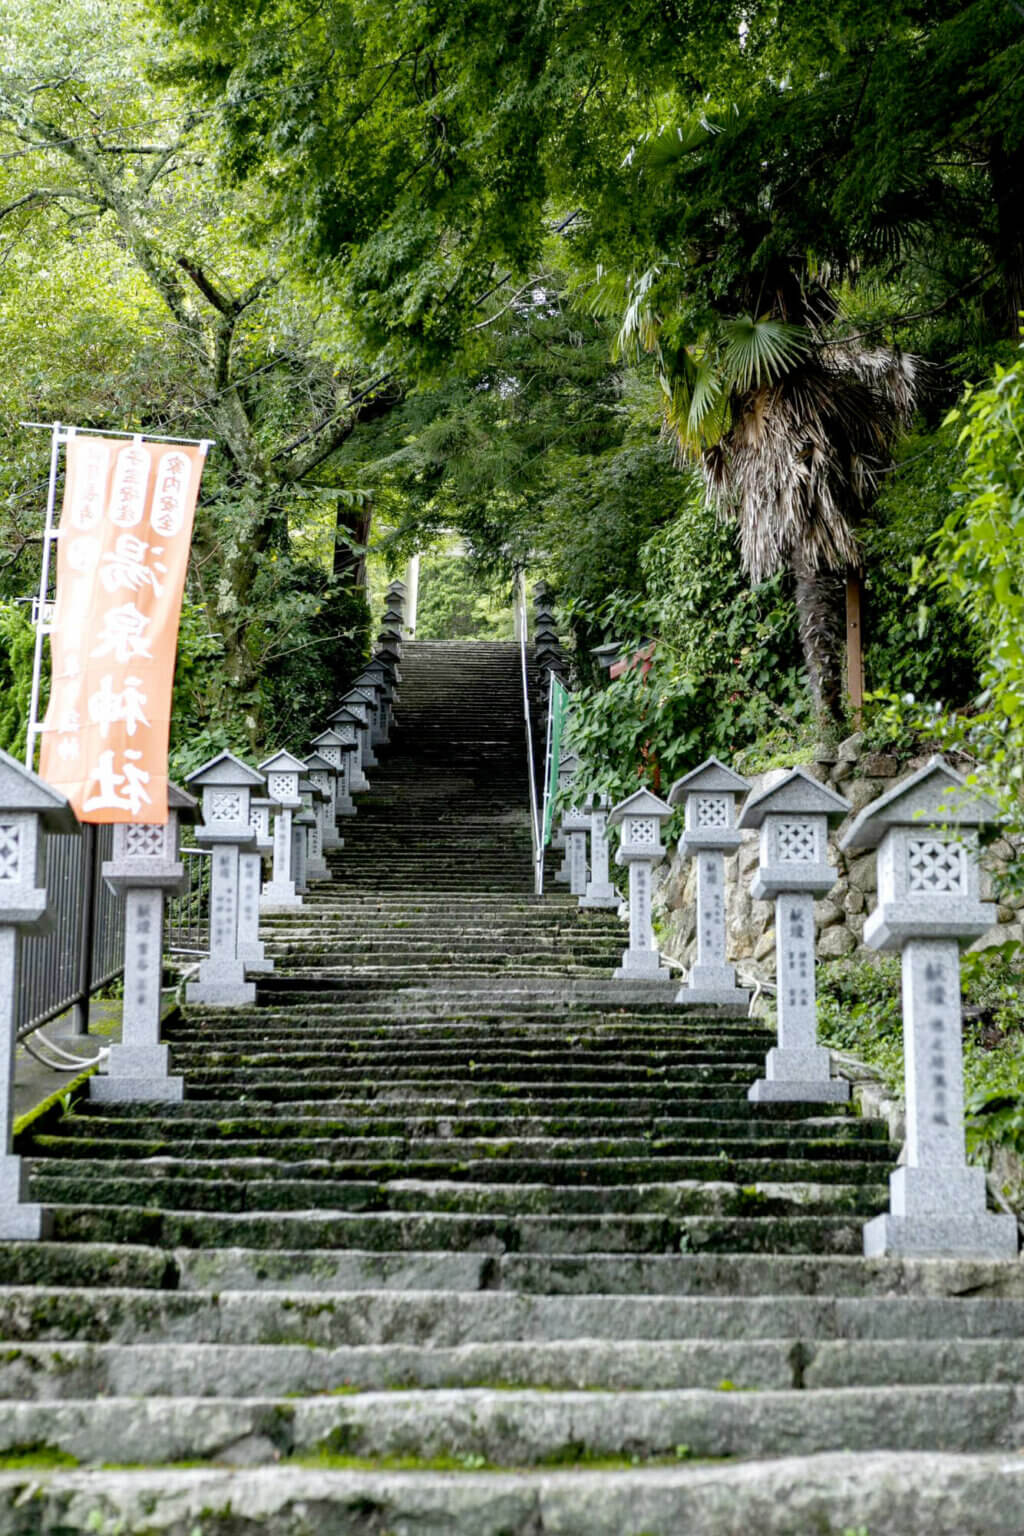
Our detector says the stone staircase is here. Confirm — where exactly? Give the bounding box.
[3,639,1024,1533]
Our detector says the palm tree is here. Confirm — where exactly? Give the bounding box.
[586,268,916,725]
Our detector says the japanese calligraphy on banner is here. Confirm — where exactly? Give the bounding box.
[38,434,208,823]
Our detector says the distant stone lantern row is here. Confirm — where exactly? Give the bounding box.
[0,587,409,1237]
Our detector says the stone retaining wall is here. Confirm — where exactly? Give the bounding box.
[654,734,1024,982]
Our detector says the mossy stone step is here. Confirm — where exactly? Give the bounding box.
[28,1154,893,1186]
[0,1383,1019,1467]
[28,1175,884,1219]
[1,1454,1023,1536]
[48,1205,871,1255]
[7,1333,1024,1400]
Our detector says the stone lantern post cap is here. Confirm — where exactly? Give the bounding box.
[608,787,673,828]
[839,756,1000,853]
[376,629,402,645]
[257,749,307,777]
[375,646,401,664]
[0,747,77,832]
[305,752,334,772]
[387,579,407,593]
[167,781,199,823]
[310,728,346,748]
[250,796,275,811]
[327,705,365,728]
[738,766,850,829]
[353,672,385,694]
[668,757,750,805]
[186,750,265,789]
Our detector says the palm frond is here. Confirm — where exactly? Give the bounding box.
[614,267,663,362]
[721,315,809,390]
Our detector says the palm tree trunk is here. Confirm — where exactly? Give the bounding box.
[792,557,845,728]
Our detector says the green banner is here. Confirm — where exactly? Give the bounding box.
[542,675,571,846]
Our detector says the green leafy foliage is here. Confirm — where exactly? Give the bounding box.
[563,495,809,798]
[920,347,1024,836]
[0,602,36,759]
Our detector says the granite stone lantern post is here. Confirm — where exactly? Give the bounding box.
[185,751,265,1007]
[608,788,674,981]
[376,623,405,654]
[839,756,1018,1258]
[301,769,332,881]
[311,726,357,818]
[238,797,274,975]
[737,767,852,1102]
[353,675,388,747]
[552,751,579,885]
[340,690,378,769]
[0,748,77,1238]
[292,801,312,895]
[92,783,198,1102]
[305,744,343,849]
[580,793,619,910]
[359,662,398,736]
[560,803,591,897]
[329,702,371,792]
[374,648,403,697]
[259,750,307,911]
[669,758,751,1009]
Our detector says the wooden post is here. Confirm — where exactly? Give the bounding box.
[846,571,864,723]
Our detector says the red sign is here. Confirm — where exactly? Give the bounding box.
[38,434,207,822]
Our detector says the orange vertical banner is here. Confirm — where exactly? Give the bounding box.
[38,434,208,823]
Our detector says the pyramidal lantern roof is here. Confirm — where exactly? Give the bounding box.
[310,728,346,748]
[167,781,199,824]
[186,750,265,789]
[668,756,750,805]
[738,766,851,829]
[607,787,673,828]
[840,756,1001,853]
[256,749,307,777]
[0,747,77,832]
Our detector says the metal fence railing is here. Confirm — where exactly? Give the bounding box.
[16,825,124,1039]
[164,846,211,956]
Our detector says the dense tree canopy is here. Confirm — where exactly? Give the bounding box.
[0,0,1021,778]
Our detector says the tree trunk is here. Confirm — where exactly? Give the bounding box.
[792,557,845,728]
[334,503,373,585]
[988,142,1024,341]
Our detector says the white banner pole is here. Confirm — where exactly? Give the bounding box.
[24,421,66,770]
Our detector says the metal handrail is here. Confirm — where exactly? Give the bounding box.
[517,581,543,894]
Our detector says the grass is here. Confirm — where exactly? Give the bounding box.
[0,1444,79,1469]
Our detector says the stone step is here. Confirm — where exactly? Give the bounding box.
[3,1454,1020,1536]
[172,1070,773,1097]
[27,1175,884,1218]
[46,1205,870,1254]
[7,1245,1022,1296]
[10,1283,1024,1345]
[165,1045,767,1070]
[6,1333,1024,1399]
[0,1383,1021,1466]
[28,1155,892,1186]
